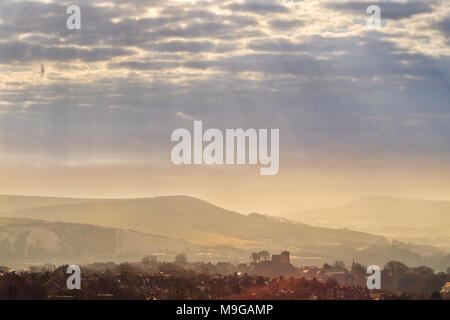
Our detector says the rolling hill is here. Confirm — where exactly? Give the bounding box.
[1,195,385,249]
[0,217,242,269]
[1,195,449,270]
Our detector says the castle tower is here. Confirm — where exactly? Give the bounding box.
[280,251,290,265]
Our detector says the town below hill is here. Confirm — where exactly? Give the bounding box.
[1,251,449,300]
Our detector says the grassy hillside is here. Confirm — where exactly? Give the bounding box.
[0,217,241,269]
[1,196,257,248]
[2,196,385,249]
[2,195,449,270]
[1,195,393,267]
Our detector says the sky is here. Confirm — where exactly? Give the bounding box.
[0,0,449,213]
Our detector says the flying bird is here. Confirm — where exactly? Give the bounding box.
[40,64,45,77]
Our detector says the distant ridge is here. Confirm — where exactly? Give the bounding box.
[283,195,450,251]
[0,194,98,214]
[0,194,220,214]
[1,194,449,270]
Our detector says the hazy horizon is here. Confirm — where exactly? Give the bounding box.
[3,191,450,215]
[1,1,450,214]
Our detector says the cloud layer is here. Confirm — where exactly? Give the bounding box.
[0,0,449,166]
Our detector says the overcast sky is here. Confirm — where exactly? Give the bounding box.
[0,0,449,211]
